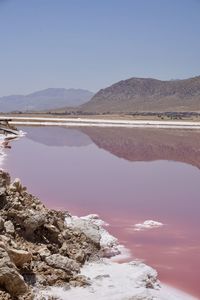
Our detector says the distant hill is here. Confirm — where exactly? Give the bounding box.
[80,76,200,113]
[0,88,94,112]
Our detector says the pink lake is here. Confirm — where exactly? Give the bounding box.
[3,126,200,298]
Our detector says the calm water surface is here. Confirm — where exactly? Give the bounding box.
[4,126,200,298]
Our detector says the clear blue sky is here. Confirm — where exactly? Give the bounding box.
[0,0,200,96]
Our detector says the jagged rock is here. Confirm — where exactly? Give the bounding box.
[9,178,27,195]
[0,170,102,298]
[7,208,46,238]
[0,235,10,245]
[43,224,61,244]
[0,247,28,296]
[66,217,101,246]
[37,247,51,259]
[0,195,7,210]
[45,254,80,275]
[8,248,32,268]
[0,217,4,231]
[0,187,6,197]
[4,221,15,235]
[74,249,86,264]
[0,290,12,300]
[0,170,10,189]
[59,241,86,264]
[70,274,90,287]
[23,210,46,236]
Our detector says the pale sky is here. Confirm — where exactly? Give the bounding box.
[0,0,200,96]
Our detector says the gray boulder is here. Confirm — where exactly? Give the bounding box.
[8,248,32,268]
[0,246,28,296]
[67,218,101,246]
[23,210,46,236]
[45,254,80,275]
[4,221,15,235]
[0,217,4,231]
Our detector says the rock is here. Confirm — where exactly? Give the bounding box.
[43,224,60,243]
[10,198,23,210]
[60,241,68,253]
[70,274,90,287]
[45,274,60,286]
[74,249,86,264]
[45,254,80,275]
[7,209,46,238]
[60,241,86,264]
[0,187,6,196]
[33,274,47,286]
[0,247,28,296]
[9,178,27,195]
[0,235,10,245]
[0,170,10,189]
[37,247,51,259]
[0,194,7,210]
[8,248,32,268]
[4,221,15,235]
[66,217,101,246]
[33,261,70,283]
[23,210,46,236]
[0,217,4,231]
[0,290,12,300]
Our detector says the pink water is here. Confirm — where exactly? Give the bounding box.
[4,126,200,298]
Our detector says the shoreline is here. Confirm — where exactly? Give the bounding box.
[0,134,199,300]
[1,115,200,129]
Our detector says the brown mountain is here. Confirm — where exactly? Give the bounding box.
[80,76,200,113]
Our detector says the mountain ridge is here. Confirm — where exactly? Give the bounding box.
[0,88,94,112]
[80,76,200,113]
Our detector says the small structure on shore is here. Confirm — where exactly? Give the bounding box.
[0,118,19,136]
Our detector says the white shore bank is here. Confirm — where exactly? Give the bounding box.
[38,262,198,300]
[1,116,200,129]
[0,145,6,167]
[36,214,198,300]
[0,136,7,168]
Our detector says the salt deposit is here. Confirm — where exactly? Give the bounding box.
[36,260,198,300]
[0,136,6,168]
[133,220,164,231]
[65,214,130,259]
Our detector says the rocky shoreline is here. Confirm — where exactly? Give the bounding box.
[0,169,106,299]
[0,169,162,300]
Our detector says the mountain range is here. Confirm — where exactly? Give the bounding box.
[1,76,200,113]
[0,88,94,112]
[80,76,200,113]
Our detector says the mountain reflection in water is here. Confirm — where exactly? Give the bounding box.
[25,126,200,169]
[81,127,200,169]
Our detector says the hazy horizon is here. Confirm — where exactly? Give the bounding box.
[0,0,200,97]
